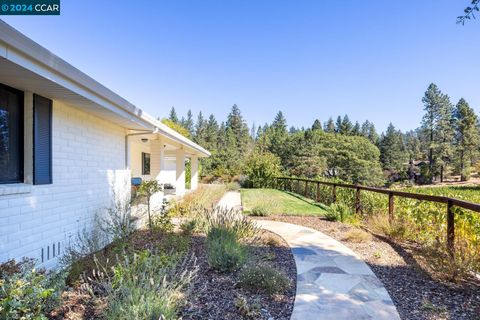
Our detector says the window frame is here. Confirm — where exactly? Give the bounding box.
[0,83,24,184]
[142,152,150,175]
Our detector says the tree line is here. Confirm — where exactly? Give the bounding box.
[161,83,480,186]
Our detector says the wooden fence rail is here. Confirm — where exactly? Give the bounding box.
[274,176,480,256]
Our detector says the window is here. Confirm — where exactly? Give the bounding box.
[142,152,150,175]
[0,84,23,184]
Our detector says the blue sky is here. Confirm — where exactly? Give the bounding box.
[2,0,479,132]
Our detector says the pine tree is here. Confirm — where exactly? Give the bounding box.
[205,114,219,150]
[217,122,227,150]
[360,120,379,144]
[168,107,179,123]
[336,115,353,135]
[335,116,343,133]
[367,123,379,145]
[404,130,422,161]
[183,110,194,136]
[268,111,288,158]
[250,122,257,139]
[351,121,361,136]
[361,121,370,137]
[453,98,480,181]
[272,111,287,132]
[312,119,322,131]
[226,104,250,149]
[194,111,208,146]
[324,118,336,133]
[421,83,454,182]
[379,123,406,173]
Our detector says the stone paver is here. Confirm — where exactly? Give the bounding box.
[255,220,401,320]
[215,192,400,319]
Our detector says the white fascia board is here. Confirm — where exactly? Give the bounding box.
[143,114,211,157]
[0,20,153,130]
[3,45,154,130]
[0,19,210,157]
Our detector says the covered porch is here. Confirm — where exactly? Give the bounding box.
[127,129,207,198]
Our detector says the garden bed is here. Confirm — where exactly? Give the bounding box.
[48,226,295,320]
[253,215,480,320]
[180,230,295,320]
[49,229,191,319]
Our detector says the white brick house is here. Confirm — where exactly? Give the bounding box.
[0,20,210,268]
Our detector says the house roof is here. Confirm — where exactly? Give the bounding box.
[0,19,210,157]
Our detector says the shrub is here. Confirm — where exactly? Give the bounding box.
[152,199,174,233]
[420,239,480,282]
[97,198,139,241]
[238,265,290,294]
[195,207,260,241]
[325,203,352,222]
[249,205,269,216]
[179,219,197,236]
[82,250,195,320]
[342,229,372,243]
[59,223,107,269]
[367,214,410,239]
[211,208,259,241]
[242,151,281,188]
[0,259,65,320]
[264,235,281,247]
[234,294,261,318]
[206,227,246,272]
[226,182,241,191]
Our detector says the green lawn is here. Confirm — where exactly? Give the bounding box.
[240,188,328,216]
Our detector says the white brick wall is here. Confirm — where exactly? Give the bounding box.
[0,98,131,269]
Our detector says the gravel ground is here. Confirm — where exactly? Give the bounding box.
[253,216,480,320]
[180,231,296,320]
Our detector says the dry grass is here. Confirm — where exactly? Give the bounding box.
[366,214,412,240]
[168,184,227,217]
[263,234,282,247]
[342,229,372,243]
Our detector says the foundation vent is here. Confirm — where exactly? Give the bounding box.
[41,241,61,263]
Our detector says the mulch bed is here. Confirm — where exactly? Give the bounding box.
[180,231,296,320]
[253,215,480,320]
[50,229,296,320]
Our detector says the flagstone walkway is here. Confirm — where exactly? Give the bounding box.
[216,192,401,320]
[216,190,243,210]
[255,220,400,320]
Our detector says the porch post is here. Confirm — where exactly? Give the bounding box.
[191,155,199,191]
[176,149,186,196]
[150,139,165,182]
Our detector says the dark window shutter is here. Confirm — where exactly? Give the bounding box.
[33,94,52,185]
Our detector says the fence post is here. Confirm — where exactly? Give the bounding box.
[316,182,320,202]
[332,184,337,203]
[304,181,308,197]
[296,179,300,194]
[355,187,361,214]
[447,200,455,258]
[388,192,394,222]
